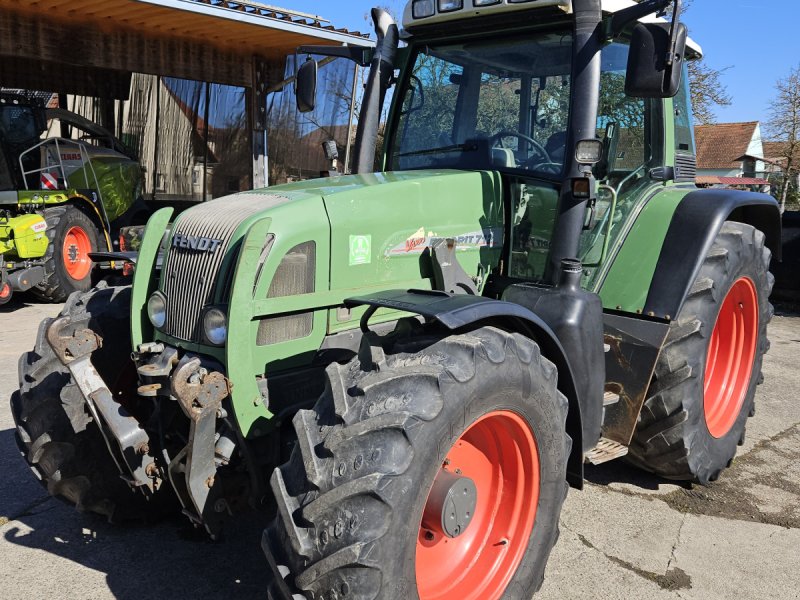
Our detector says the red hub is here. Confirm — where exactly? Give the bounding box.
[704,277,759,438]
[62,225,92,280]
[0,281,11,301]
[416,410,540,600]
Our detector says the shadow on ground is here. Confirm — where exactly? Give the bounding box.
[0,428,270,600]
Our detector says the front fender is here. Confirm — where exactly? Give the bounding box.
[345,289,587,488]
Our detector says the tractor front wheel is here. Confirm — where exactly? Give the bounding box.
[264,325,570,600]
[627,222,773,484]
[11,283,176,520]
[31,205,100,302]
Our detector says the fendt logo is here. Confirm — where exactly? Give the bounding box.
[171,233,224,253]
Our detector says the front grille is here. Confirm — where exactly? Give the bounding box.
[160,193,290,342]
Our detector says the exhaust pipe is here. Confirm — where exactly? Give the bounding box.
[352,8,399,174]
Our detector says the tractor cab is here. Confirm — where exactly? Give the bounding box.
[0,95,47,190]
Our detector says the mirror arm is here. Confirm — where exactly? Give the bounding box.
[604,0,673,39]
[664,0,682,67]
[297,45,371,67]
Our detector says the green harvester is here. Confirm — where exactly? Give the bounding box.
[0,93,145,305]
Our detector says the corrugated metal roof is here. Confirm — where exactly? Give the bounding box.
[0,0,371,59]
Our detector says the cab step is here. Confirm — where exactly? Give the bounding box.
[585,437,629,465]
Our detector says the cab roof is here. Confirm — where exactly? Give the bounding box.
[402,0,703,58]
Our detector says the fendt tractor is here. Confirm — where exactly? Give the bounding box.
[11,0,780,598]
[0,93,146,305]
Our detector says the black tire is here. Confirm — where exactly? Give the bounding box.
[627,222,774,484]
[30,205,100,303]
[11,282,174,520]
[263,325,570,599]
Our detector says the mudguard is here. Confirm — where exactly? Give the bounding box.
[345,289,588,488]
[644,189,781,320]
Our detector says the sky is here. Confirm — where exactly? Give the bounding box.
[283,0,800,130]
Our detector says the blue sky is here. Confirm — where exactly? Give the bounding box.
[285,0,800,129]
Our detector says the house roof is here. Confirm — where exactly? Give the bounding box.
[763,141,800,166]
[695,122,760,170]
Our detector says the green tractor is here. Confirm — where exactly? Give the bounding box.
[0,93,146,305]
[11,0,780,598]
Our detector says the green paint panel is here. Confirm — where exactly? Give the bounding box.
[131,207,173,348]
[598,187,688,313]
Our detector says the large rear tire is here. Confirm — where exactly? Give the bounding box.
[627,222,773,484]
[11,283,174,520]
[30,205,99,303]
[263,325,570,599]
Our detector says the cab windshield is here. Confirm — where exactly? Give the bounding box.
[390,30,573,178]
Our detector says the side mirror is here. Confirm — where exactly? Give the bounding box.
[296,58,318,113]
[625,22,688,98]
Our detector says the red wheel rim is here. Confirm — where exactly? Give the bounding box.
[704,277,759,438]
[416,411,540,600]
[62,225,92,280]
[0,282,10,299]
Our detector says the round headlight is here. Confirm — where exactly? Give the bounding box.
[147,292,167,329]
[203,307,227,346]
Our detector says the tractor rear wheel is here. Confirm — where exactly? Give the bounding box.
[11,283,175,520]
[264,325,570,600]
[30,205,99,302]
[627,222,773,484]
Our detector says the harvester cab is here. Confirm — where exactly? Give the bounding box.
[0,93,145,305]
[12,1,781,598]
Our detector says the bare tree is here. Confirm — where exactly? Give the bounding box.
[765,64,800,213]
[666,0,732,124]
[687,60,732,125]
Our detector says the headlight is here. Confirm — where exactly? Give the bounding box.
[412,0,435,18]
[473,0,500,5]
[203,307,227,346]
[438,0,463,11]
[147,292,167,329]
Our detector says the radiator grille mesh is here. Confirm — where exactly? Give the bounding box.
[159,193,290,342]
[257,242,316,346]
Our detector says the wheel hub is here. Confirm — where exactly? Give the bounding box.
[421,470,477,539]
[415,410,540,600]
[704,277,758,438]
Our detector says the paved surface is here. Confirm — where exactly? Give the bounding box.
[0,297,798,600]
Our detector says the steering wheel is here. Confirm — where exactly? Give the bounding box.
[490,130,553,166]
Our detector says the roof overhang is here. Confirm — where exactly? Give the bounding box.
[0,0,371,93]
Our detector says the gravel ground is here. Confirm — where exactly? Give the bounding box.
[1,296,798,600]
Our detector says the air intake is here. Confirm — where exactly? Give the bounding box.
[257,242,316,346]
[675,153,697,182]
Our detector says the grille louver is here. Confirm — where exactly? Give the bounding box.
[675,153,697,182]
[160,193,290,343]
[257,242,316,346]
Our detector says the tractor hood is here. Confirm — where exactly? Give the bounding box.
[152,169,504,346]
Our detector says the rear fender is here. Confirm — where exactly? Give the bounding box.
[345,289,587,488]
[644,189,781,319]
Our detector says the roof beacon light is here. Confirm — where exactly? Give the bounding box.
[413,0,436,18]
[473,0,502,5]
[439,0,463,12]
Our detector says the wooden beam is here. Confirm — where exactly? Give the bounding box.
[0,9,278,87]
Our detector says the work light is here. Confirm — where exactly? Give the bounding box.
[439,0,463,12]
[413,0,436,18]
[473,0,501,6]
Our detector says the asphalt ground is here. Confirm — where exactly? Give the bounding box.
[1,297,798,599]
